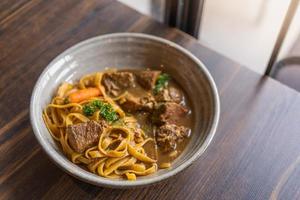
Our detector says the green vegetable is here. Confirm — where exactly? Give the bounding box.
[64,98,70,104]
[82,100,119,122]
[153,73,170,94]
[82,104,96,116]
[98,102,119,122]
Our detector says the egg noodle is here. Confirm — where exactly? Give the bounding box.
[43,72,158,181]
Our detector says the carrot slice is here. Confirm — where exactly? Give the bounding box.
[68,87,101,103]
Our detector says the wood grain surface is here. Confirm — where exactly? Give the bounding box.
[1,0,300,199]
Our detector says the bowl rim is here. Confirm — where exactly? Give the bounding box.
[30,32,220,188]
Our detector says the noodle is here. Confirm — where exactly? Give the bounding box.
[43,72,158,180]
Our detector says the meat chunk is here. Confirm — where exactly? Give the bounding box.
[118,93,155,112]
[155,86,183,103]
[156,124,189,151]
[152,102,188,125]
[135,70,161,90]
[67,120,107,153]
[168,87,183,103]
[140,95,156,111]
[118,93,141,112]
[101,72,135,96]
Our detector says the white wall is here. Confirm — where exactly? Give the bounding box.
[117,0,300,74]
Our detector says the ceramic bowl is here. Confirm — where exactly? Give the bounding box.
[30,33,220,188]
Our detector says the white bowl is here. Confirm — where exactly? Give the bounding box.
[30,33,220,188]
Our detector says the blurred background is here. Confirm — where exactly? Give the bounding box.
[118,0,300,90]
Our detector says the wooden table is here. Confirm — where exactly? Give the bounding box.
[1,1,300,199]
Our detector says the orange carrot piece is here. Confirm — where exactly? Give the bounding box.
[68,87,101,103]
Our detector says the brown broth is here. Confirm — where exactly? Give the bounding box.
[115,70,193,166]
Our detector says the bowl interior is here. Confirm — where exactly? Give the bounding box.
[31,33,219,187]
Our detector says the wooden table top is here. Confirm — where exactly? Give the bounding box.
[1,0,300,199]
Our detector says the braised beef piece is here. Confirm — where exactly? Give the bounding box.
[152,102,188,125]
[101,72,135,96]
[155,86,183,103]
[156,123,189,151]
[135,70,161,90]
[67,120,107,153]
[140,95,156,111]
[118,93,155,112]
[118,93,141,112]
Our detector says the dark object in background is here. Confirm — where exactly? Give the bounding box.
[272,57,300,92]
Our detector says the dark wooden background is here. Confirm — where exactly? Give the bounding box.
[1,0,300,199]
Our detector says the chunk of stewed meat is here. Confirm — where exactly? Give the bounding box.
[156,124,189,151]
[118,93,156,112]
[140,94,156,111]
[101,72,135,96]
[155,86,183,103]
[135,70,161,90]
[152,102,188,125]
[67,120,107,153]
[118,93,141,112]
